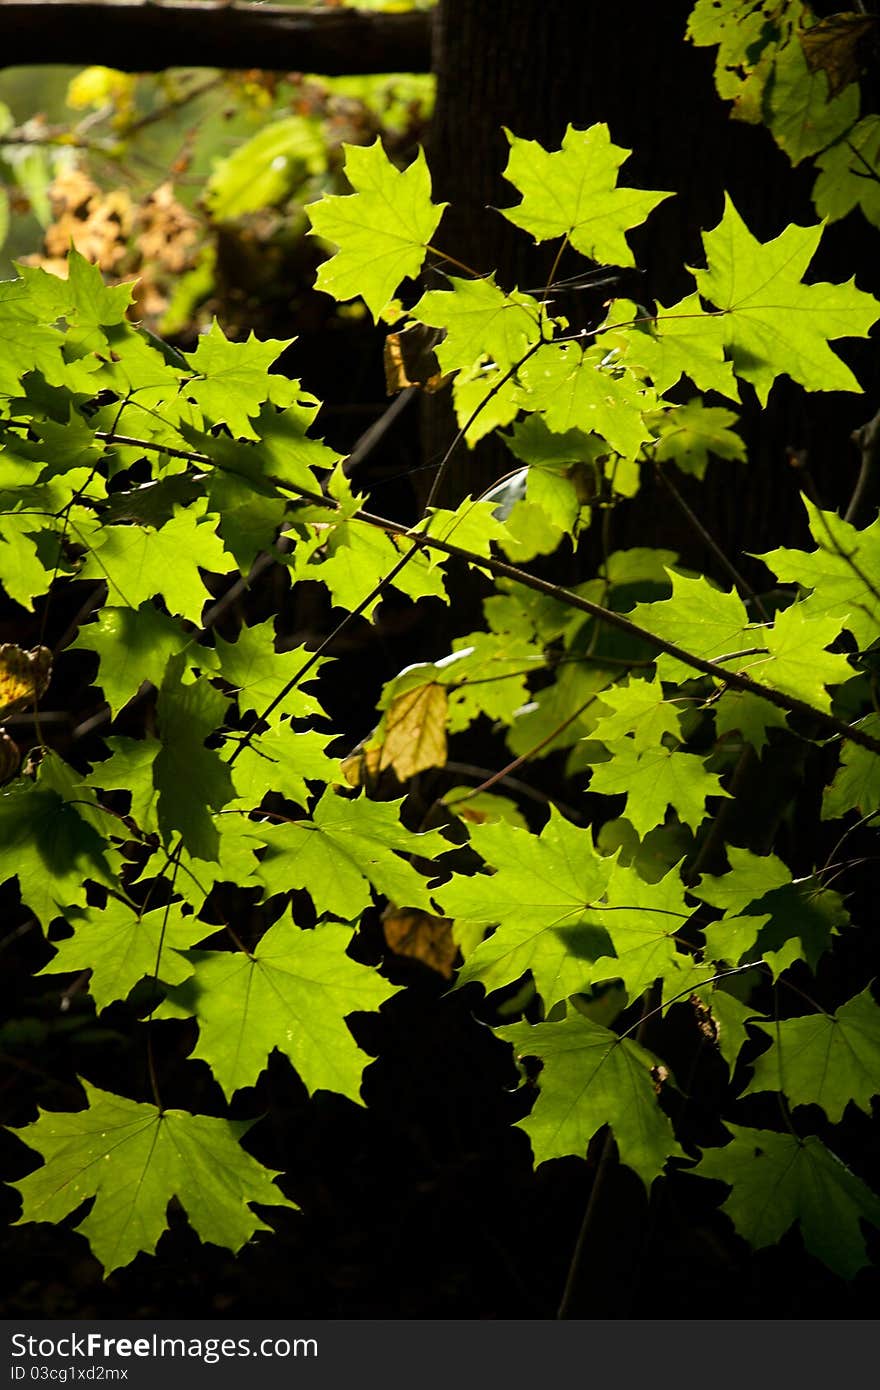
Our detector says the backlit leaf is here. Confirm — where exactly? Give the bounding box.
[11,1081,295,1274]
[694,1126,880,1278]
[155,920,395,1101]
[693,196,879,404]
[307,140,445,320]
[500,123,672,267]
[499,1015,683,1185]
[745,985,880,1122]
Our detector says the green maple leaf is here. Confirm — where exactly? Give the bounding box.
[603,294,738,399]
[85,736,160,835]
[496,497,565,563]
[758,880,848,976]
[172,814,270,913]
[257,790,447,918]
[71,604,194,717]
[155,920,395,1101]
[701,913,772,967]
[207,473,288,572]
[10,1080,295,1274]
[184,322,293,440]
[692,196,879,404]
[451,358,522,445]
[228,722,339,809]
[441,631,546,733]
[307,139,445,320]
[814,116,880,229]
[686,0,774,98]
[421,499,512,564]
[693,983,764,1072]
[694,1126,880,1279]
[411,275,542,375]
[180,406,338,499]
[506,661,612,760]
[748,602,853,712]
[630,571,751,683]
[591,676,683,751]
[761,498,880,650]
[651,399,746,479]
[823,715,880,820]
[13,260,76,320]
[438,811,613,1007]
[766,35,859,167]
[588,743,728,838]
[215,618,325,723]
[713,689,790,753]
[291,519,445,616]
[0,760,116,927]
[85,334,190,444]
[517,342,655,459]
[695,846,792,915]
[518,468,581,537]
[154,658,236,861]
[504,414,602,470]
[0,278,66,395]
[692,846,791,968]
[588,861,696,998]
[745,986,880,1123]
[0,512,49,610]
[500,123,672,267]
[499,1015,683,1186]
[80,499,233,624]
[64,248,133,349]
[701,874,846,977]
[39,898,209,1011]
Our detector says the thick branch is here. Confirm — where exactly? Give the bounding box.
[0,3,431,75]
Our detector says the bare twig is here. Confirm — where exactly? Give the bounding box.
[846,406,880,525]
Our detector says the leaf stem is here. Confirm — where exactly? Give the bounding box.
[424,243,483,278]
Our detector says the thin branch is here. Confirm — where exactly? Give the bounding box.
[421,339,543,514]
[846,406,880,525]
[88,428,880,756]
[442,760,585,822]
[444,692,603,807]
[654,461,769,620]
[556,1127,616,1319]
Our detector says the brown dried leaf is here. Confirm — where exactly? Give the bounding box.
[375,682,447,781]
[0,644,52,718]
[382,906,457,978]
[384,324,451,395]
[340,740,383,790]
[801,13,875,97]
[135,182,199,273]
[42,167,131,273]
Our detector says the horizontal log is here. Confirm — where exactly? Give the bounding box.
[0,2,432,74]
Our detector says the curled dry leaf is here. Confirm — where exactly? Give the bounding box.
[0,644,52,718]
[384,323,451,395]
[382,906,457,979]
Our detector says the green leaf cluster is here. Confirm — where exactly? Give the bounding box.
[2,125,879,1290]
